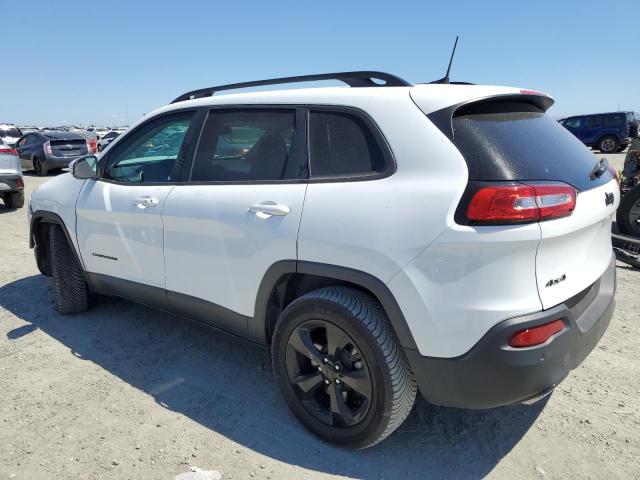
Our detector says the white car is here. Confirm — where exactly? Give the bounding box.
[0,123,23,147]
[27,71,618,448]
[96,131,120,152]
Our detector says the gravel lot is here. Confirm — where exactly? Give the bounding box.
[1,152,639,480]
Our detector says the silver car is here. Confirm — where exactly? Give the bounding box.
[0,140,24,208]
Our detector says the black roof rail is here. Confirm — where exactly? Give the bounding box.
[171,71,411,104]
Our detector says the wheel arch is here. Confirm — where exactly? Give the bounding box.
[252,260,419,351]
[30,210,84,279]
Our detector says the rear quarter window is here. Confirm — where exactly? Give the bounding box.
[308,110,391,178]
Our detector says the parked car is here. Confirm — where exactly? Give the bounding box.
[97,131,120,151]
[560,111,636,153]
[27,71,618,449]
[0,124,23,147]
[15,130,91,176]
[0,141,25,208]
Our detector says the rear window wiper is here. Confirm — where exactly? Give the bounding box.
[590,157,609,180]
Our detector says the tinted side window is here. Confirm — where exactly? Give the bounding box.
[584,115,601,128]
[604,113,625,127]
[563,117,581,129]
[309,110,387,177]
[104,112,193,183]
[191,109,298,182]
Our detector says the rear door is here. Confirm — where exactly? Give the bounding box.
[162,107,307,335]
[76,110,199,289]
[15,134,34,169]
[449,99,619,308]
[582,115,602,143]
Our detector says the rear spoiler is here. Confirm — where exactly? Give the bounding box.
[428,93,554,141]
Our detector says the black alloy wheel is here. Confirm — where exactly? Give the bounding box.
[285,319,373,428]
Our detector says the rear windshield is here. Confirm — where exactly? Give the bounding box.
[452,102,613,192]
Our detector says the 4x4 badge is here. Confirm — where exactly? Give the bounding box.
[545,274,567,288]
[605,192,614,206]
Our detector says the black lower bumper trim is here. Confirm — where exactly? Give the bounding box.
[406,253,616,409]
[0,175,23,192]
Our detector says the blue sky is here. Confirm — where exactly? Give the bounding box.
[4,0,638,126]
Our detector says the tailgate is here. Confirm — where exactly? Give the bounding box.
[536,179,619,308]
[0,154,19,175]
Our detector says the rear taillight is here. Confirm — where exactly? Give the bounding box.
[509,319,565,348]
[0,147,18,156]
[608,164,620,184]
[466,183,576,224]
[44,141,52,156]
[16,178,24,188]
[87,139,97,153]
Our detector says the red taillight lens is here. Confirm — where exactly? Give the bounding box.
[509,319,565,348]
[86,139,97,153]
[44,141,52,156]
[0,147,18,156]
[16,178,24,188]
[608,164,620,184]
[467,183,576,223]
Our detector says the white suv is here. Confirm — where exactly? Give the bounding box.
[27,72,619,448]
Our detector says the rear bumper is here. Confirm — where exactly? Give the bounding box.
[0,174,23,192]
[405,253,616,409]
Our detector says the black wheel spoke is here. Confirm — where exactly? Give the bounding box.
[292,372,324,397]
[288,328,325,364]
[340,368,372,398]
[328,384,355,426]
[325,323,348,357]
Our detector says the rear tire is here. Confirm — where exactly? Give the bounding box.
[33,157,48,176]
[271,286,416,449]
[50,224,89,314]
[4,191,24,209]
[598,135,619,154]
[617,185,640,237]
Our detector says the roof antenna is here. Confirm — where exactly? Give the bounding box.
[431,36,459,84]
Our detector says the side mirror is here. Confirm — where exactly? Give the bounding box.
[71,155,98,180]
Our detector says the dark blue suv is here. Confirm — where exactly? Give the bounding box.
[560,111,637,153]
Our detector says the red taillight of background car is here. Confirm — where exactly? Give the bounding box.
[0,147,18,156]
[43,141,53,156]
[87,139,97,153]
[509,319,565,348]
[16,178,24,189]
[467,183,576,224]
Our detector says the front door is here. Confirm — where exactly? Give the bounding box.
[75,110,198,289]
[162,107,308,334]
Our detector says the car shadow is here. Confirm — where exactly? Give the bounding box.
[0,275,546,479]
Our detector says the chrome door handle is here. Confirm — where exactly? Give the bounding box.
[248,203,290,217]
[133,196,159,208]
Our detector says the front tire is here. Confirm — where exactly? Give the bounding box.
[598,135,619,154]
[50,224,89,314]
[272,287,416,449]
[617,185,640,237]
[4,191,24,209]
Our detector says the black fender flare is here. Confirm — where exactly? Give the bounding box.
[30,210,86,279]
[252,260,419,351]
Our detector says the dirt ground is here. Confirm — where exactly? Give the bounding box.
[1,155,639,480]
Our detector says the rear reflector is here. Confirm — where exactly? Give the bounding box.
[0,148,18,156]
[509,319,565,348]
[467,183,576,223]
